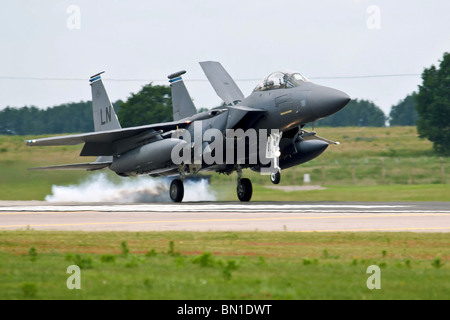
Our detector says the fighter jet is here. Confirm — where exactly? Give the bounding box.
[26,62,350,202]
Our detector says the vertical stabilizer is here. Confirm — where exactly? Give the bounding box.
[90,72,122,132]
[199,61,244,105]
[168,70,197,121]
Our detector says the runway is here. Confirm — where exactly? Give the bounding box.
[0,201,449,232]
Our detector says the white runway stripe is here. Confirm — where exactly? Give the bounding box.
[1,203,449,214]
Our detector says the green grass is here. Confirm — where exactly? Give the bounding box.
[0,230,448,299]
[0,134,94,200]
[212,184,450,202]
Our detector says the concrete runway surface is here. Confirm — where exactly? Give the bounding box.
[0,201,449,232]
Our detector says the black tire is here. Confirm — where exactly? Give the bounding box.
[270,171,281,184]
[170,179,184,202]
[237,178,252,202]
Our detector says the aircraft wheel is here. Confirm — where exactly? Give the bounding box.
[237,178,252,202]
[270,171,281,185]
[170,179,184,202]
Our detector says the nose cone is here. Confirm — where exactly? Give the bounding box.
[308,85,350,119]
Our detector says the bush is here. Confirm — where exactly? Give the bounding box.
[432,257,443,269]
[21,282,38,298]
[121,241,129,255]
[100,254,116,263]
[28,247,38,261]
[71,254,94,269]
[191,252,215,267]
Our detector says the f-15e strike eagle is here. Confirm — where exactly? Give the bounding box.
[26,61,350,202]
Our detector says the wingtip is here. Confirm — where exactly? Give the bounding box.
[25,139,36,146]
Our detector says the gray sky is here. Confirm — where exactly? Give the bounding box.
[1,0,449,115]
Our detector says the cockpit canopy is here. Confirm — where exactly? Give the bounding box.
[253,71,310,92]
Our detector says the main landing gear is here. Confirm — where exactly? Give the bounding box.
[170,174,253,203]
[170,164,203,202]
[170,179,184,202]
[237,178,252,202]
[236,166,252,202]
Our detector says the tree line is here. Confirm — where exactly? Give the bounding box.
[0,85,416,135]
[0,102,95,135]
[0,84,173,135]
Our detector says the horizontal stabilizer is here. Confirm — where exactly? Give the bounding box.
[25,119,190,156]
[200,61,244,105]
[29,161,111,171]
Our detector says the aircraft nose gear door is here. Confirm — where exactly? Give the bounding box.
[266,131,282,184]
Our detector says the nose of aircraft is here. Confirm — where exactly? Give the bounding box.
[308,85,351,119]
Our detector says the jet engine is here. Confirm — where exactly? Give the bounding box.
[110,138,184,176]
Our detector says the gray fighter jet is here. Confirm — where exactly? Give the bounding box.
[26,62,350,202]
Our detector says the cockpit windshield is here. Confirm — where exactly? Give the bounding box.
[253,71,310,92]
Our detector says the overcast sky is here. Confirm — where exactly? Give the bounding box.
[1,0,449,115]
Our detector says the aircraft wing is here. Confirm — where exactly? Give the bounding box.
[200,61,244,105]
[26,120,191,156]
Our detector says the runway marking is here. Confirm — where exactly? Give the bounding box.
[1,213,449,229]
[0,211,449,216]
[0,211,94,215]
[0,210,409,215]
[0,204,416,213]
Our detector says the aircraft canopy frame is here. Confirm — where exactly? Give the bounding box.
[253,71,310,92]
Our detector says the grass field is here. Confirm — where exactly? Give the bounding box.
[0,230,448,300]
[213,184,450,202]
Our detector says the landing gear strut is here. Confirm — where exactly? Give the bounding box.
[236,166,252,202]
[266,130,282,185]
[170,179,184,202]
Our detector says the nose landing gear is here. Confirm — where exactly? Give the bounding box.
[270,171,281,184]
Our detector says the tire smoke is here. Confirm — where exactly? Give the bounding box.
[45,172,216,203]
